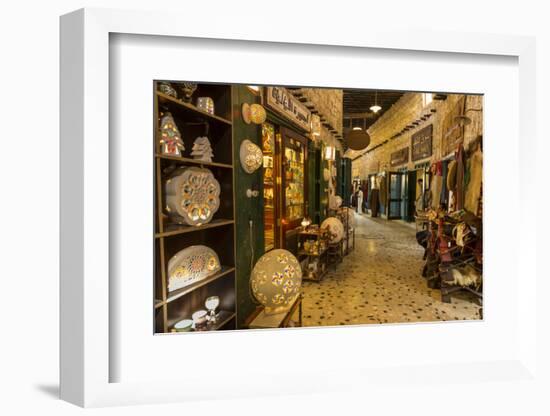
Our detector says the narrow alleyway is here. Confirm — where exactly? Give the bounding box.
[301,213,481,327]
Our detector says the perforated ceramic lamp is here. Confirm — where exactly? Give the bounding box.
[250,249,302,315]
[165,167,220,226]
[321,217,344,243]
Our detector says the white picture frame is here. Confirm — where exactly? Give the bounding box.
[60,8,539,408]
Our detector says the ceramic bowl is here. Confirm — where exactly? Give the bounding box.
[173,319,193,332]
[192,309,208,326]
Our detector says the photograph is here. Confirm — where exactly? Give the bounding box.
[153,83,483,333]
[2,0,545,413]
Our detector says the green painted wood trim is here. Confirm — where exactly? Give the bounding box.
[232,86,264,329]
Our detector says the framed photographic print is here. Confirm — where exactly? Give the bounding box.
[60,7,539,409]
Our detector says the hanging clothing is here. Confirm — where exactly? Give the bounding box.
[370,189,379,217]
[430,161,442,209]
[431,174,442,209]
[379,176,387,206]
[455,144,465,211]
[357,189,364,213]
[447,160,457,191]
[363,181,369,212]
[440,160,448,206]
[464,147,483,215]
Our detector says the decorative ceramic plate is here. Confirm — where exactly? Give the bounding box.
[321,217,345,243]
[165,167,220,226]
[168,245,221,292]
[239,139,263,174]
[250,249,302,315]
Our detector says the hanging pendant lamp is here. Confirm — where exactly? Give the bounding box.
[346,118,371,151]
[370,91,382,113]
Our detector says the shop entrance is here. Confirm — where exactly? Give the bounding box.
[387,171,403,219]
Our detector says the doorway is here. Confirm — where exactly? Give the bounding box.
[388,171,403,219]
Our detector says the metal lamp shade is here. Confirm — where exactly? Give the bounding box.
[346,129,371,151]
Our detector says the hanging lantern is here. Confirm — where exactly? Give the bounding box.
[345,118,371,151]
[324,145,336,161]
[311,114,321,138]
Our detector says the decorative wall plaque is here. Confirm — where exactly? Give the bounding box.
[390,147,409,167]
[411,124,433,161]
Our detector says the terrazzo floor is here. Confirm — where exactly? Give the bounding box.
[301,213,482,327]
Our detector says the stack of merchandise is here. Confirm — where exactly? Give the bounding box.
[191,136,214,162]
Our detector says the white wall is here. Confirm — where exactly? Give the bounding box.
[0,1,548,415]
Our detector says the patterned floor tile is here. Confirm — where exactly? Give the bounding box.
[301,213,481,327]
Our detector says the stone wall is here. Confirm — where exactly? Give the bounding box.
[295,87,344,152]
[351,93,483,179]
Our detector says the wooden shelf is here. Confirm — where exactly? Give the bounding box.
[155,82,236,334]
[167,310,236,332]
[298,249,327,257]
[156,219,234,238]
[159,266,235,306]
[156,154,233,169]
[157,91,232,126]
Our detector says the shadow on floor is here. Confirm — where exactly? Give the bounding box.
[35,383,59,399]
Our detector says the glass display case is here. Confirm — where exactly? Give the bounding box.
[284,143,305,221]
[262,123,276,251]
[261,124,308,250]
[281,127,307,231]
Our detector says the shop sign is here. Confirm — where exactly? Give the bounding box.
[390,147,409,167]
[411,124,433,161]
[265,86,311,132]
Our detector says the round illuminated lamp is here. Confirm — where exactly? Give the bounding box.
[342,206,355,228]
[321,217,345,243]
[250,249,302,315]
[241,103,252,124]
[346,128,371,151]
[239,139,263,174]
[165,167,220,226]
[249,104,267,124]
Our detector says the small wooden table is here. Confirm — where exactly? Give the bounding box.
[298,229,329,281]
[245,293,303,329]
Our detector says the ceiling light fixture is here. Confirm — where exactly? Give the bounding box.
[370,91,382,113]
[346,118,371,151]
